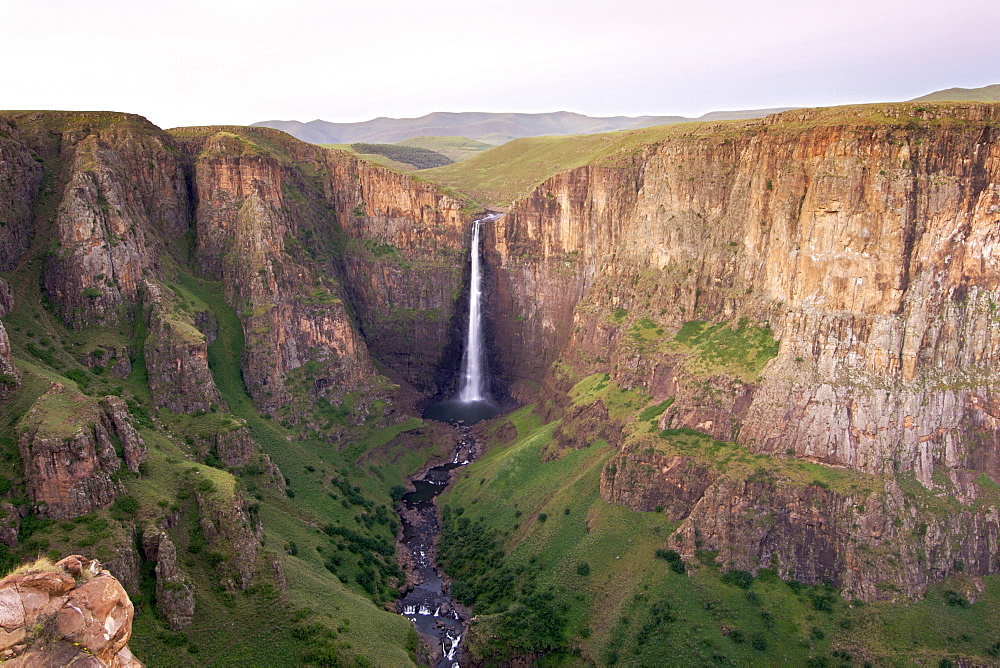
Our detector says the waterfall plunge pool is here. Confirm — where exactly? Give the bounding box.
[422,398,501,425]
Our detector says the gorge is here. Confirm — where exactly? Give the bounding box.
[0,102,999,665]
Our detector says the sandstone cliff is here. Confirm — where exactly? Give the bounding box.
[4,113,189,331]
[17,383,144,519]
[325,157,472,394]
[172,126,473,414]
[0,555,143,667]
[488,102,1000,597]
[493,103,1000,486]
[0,278,20,397]
[0,118,43,271]
[142,280,225,414]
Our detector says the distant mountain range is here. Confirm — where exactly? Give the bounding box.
[253,85,1000,146]
[251,108,793,145]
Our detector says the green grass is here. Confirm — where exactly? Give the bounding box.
[441,378,1000,665]
[395,136,492,162]
[417,101,1000,208]
[673,317,779,382]
[319,143,417,173]
[349,143,452,170]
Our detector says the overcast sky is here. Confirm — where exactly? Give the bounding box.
[2,0,998,129]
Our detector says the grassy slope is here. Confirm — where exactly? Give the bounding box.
[395,136,493,162]
[319,143,418,172]
[441,375,1000,666]
[0,124,450,665]
[417,101,1000,208]
[911,84,1000,102]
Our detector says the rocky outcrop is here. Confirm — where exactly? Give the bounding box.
[100,397,145,473]
[86,345,132,379]
[214,426,254,467]
[667,475,1000,601]
[184,129,377,414]
[141,529,195,630]
[0,503,20,548]
[143,280,225,414]
[602,449,719,519]
[194,487,262,590]
[17,384,144,519]
[0,555,143,667]
[0,278,20,397]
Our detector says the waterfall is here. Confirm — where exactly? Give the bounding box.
[422,212,502,425]
[457,213,499,403]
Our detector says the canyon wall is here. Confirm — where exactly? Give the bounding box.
[492,103,1000,488]
[489,103,1000,596]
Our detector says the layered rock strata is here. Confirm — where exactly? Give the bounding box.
[489,103,1000,596]
[492,104,1000,489]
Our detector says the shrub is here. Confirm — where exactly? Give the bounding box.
[721,570,754,589]
[576,562,590,576]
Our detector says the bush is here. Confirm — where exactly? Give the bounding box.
[576,562,590,576]
[655,548,686,574]
[721,570,754,589]
[350,143,452,169]
[112,495,139,516]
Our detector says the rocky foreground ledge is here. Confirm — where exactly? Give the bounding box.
[0,555,142,667]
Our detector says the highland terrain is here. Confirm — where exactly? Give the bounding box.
[0,99,1000,666]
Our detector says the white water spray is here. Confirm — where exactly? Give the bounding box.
[457,214,499,402]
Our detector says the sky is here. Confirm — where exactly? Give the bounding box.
[2,0,998,130]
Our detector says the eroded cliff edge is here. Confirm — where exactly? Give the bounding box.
[486,102,1000,598]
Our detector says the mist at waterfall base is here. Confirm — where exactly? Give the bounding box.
[423,213,502,426]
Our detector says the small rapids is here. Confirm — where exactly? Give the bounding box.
[396,427,479,667]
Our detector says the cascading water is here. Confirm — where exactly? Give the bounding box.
[423,212,502,425]
[409,213,502,664]
[457,216,488,402]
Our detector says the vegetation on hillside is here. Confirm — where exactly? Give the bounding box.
[419,101,1000,208]
[394,136,492,162]
[349,142,452,169]
[437,372,1000,666]
[0,121,451,665]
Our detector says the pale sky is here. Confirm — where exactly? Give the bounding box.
[2,0,998,130]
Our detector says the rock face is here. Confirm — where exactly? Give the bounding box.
[1,113,190,331]
[184,129,378,414]
[100,397,146,473]
[142,280,224,414]
[493,104,1000,489]
[195,488,262,590]
[141,529,195,630]
[489,103,1000,596]
[0,278,20,397]
[326,158,471,394]
[667,476,1000,601]
[17,384,143,519]
[0,555,143,667]
[0,118,43,271]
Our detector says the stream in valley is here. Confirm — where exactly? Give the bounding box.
[398,213,502,666]
[397,426,479,667]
